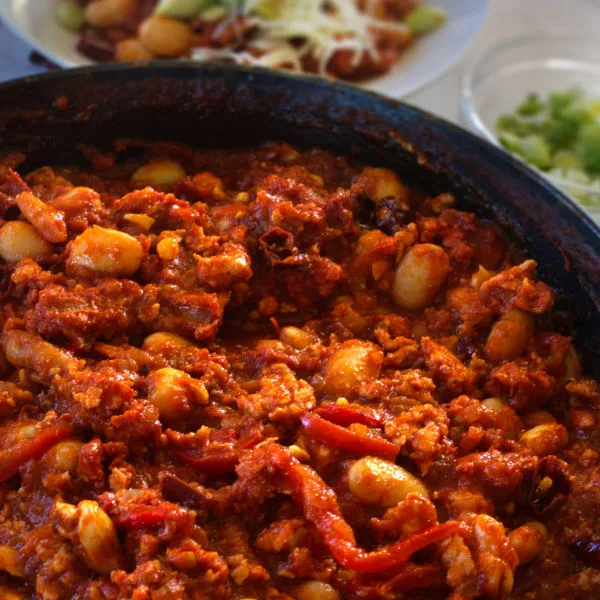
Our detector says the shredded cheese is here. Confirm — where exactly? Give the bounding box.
[192,0,410,74]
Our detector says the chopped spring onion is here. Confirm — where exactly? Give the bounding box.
[155,0,216,19]
[553,150,582,171]
[404,5,447,34]
[516,93,544,117]
[55,0,85,32]
[579,124,600,175]
[495,87,600,206]
[518,135,552,169]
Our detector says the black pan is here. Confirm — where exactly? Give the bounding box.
[0,62,599,372]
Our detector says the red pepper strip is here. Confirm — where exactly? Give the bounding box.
[177,451,239,476]
[316,405,384,429]
[301,413,399,462]
[270,317,282,335]
[114,510,166,530]
[282,453,467,573]
[0,421,74,482]
[238,426,265,450]
[114,502,195,535]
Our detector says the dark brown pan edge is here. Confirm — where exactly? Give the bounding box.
[0,61,598,373]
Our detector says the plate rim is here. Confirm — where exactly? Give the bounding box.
[0,0,491,97]
[0,1,84,68]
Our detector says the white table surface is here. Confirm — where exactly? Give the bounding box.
[0,0,599,125]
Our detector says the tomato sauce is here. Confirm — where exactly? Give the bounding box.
[0,141,597,599]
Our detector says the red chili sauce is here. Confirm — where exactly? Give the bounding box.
[0,141,597,599]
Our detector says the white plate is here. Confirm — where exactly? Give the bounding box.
[0,0,490,98]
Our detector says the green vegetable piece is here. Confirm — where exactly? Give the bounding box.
[496,114,535,137]
[553,150,582,170]
[200,5,229,21]
[578,124,600,175]
[586,98,600,117]
[252,0,284,19]
[55,0,85,32]
[557,104,595,128]
[548,87,583,116]
[498,133,521,154]
[405,5,447,34]
[519,135,553,170]
[154,0,215,19]
[543,118,577,152]
[516,93,545,117]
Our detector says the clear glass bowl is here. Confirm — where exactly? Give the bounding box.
[460,34,600,221]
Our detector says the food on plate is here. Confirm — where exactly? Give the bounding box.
[55,0,86,32]
[496,87,600,206]
[55,0,446,80]
[0,139,597,599]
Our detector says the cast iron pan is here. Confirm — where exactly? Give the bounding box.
[0,61,598,373]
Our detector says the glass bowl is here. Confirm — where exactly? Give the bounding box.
[460,34,600,220]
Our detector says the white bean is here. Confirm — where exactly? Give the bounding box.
[138,16,193,57]
[482,397,508,412]
[115,38,155,62]
[0,221,53,263]
[66,226,143,278]
[323,341,383,397]
[280,326,317,350]
[85,0,136,27]
[509,521,548,565]
[131,160,186,188]
[147,367,208,422]
[44,439,83,473]
[519,423,568,456]
[358,167,410,203]
[143,331,192,352]
[1,330,82,381]
[76,500,121,574]
[393,243,450,310]
[485,310,533,363]
[294,581,339,600]
[347,456,428,507]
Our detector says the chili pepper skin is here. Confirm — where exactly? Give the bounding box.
[316,404,384,429]
[251,442,467,574]
[177,451,239,475]
[114,509,167,530]
[114,502,194,535]
[301,413,399,462]
[286,457,465,572]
